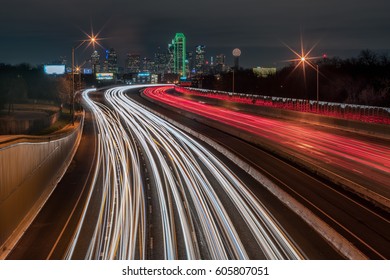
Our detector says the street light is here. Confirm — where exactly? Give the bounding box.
[71,34,100,125]
[232,48,241,94]
[71,47,75,125]
[284,38,323,110]
[298,55,320,110]
[298,55,320,111]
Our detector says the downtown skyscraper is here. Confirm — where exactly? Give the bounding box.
[195,45,206,74]
[172,33,186,78]
[91,50,100,73]
[126,53,141,73]
[102,48,118,73]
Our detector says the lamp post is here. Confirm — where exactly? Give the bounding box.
[71,35,97,125]
[300,56,320,111]
[71,47,75,125]
[232,69,235,93]
[232,48,241,94]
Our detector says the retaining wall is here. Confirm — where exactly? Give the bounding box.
[0,116,83,251]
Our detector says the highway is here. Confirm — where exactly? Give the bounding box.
[65,86,309,260]
[6,85,363,260]
[143,87,390,202]
[134,86,390,259]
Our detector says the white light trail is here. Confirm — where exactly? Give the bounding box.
[65,86,303,260]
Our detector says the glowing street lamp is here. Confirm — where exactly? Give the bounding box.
[284,39,322,109]
[298,55,319,109]
[232,48,241,94]
[71,33,102,124]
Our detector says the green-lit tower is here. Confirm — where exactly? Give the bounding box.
[172,33,186,78]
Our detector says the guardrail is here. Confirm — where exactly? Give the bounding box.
[175,87,390,125]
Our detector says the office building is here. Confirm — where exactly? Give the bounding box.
[126,53,141,73]
[154,47,169,74]
[91,50,100,73]
[215,54,227,73]
[142,57,154,72]
[106,48,118,74]
[195,45,206,74]
[172,33,186,78]
[167,43,174,73]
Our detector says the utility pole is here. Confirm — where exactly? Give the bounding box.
[232,69,235,93]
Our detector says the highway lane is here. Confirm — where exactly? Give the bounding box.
[136,86,390,259]
[4,86,341,260]
[143,87,390,204]
[65,89,147,260]
[66,85,307,260]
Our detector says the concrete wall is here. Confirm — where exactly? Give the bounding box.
[0,116,83,250]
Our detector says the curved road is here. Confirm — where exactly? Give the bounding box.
[6,86,345,260]
[137,86,390,259]
[66,86,308,260]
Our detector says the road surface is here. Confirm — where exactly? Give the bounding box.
[136,86,390,259]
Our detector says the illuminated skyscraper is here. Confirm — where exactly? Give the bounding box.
[187,51,194,76]
[195,45,206,74]
[106,48,118,73]
[102,60,109,72]
[215,53,227,73]
[126,53,141,73]
[142,57,154,72]
[215,54,225,65]
[172,33,186,78]
[154,47,169,74]
[167,43,174,73]
[91,50,100,73]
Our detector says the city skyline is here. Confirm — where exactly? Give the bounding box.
[1,0,390,68]
[1,0,390,268]
[77,35,228,77]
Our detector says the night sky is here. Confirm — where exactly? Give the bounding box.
[1,0,390,68]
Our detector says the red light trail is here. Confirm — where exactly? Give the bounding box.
[175,87,390,125]
[143,86,390,201]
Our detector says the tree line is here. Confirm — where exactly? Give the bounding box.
[0,63,70,113]
[200,49,390,107]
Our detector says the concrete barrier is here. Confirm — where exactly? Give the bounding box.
[0,114,83,254]
[139,92,367,259]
